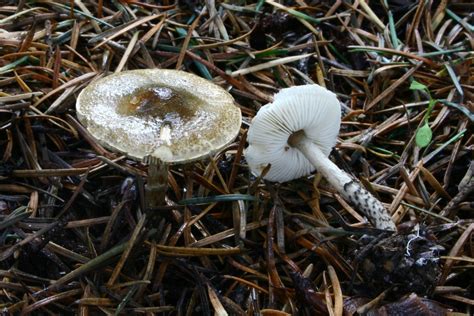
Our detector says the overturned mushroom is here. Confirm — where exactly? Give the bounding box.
[76,69,241,210]
[245,85,396,231]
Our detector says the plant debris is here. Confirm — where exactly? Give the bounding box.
[0,1,472,315]
[355,225,443,297]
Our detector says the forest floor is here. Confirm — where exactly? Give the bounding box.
[0,1,472,315]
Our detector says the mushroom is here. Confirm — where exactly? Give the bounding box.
[245,85,396,231]
[76,69,242,210]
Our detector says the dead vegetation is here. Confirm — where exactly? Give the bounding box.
[0,0,472,315]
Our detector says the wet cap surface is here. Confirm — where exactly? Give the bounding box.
[76,69,242,163]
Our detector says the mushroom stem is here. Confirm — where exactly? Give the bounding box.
[145,139,173,211]
[292,136,397,231]
[143,156,168,233]
[145,159,168,210]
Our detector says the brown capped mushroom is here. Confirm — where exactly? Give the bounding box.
[77,69,241,163]
[76,69,242,209]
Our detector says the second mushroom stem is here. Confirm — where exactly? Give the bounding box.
[144,156,168,227]
[293,138,397,231]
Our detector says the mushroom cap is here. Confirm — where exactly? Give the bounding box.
[76,69,241,163]
[245,84,341,182]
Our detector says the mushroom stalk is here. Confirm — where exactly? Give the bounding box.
[291,135,397,231]
[145,158,168,210]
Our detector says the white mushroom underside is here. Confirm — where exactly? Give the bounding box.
[246,85,397,231]
[246,85,341,182]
